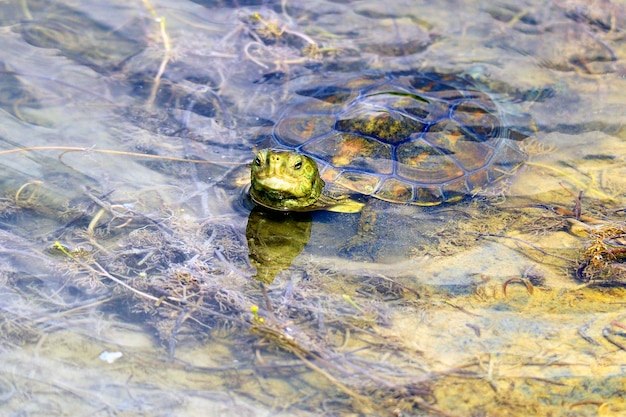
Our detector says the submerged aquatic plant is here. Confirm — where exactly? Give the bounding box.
[575,223,626,284]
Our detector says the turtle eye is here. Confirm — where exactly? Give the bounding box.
[254,156,261,166]
[294,160,302,170]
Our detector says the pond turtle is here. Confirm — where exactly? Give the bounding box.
[250,72,530,213]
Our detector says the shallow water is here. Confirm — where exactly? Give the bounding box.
[1,0,626,416]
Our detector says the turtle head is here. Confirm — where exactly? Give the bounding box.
[250,149,325,211]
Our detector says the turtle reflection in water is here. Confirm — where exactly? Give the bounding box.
[246,208,312,284]
[247,72,533,281]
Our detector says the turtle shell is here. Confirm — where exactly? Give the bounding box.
[268,73,528,205]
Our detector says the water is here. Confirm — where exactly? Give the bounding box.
[0,0,625,416]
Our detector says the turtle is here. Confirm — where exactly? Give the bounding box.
[250,72,530,214]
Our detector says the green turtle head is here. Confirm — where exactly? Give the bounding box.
[250,149,325,211]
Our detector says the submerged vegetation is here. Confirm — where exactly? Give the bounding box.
[0,0,626,416]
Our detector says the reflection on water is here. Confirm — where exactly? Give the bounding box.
[18,2,145,74]
[0,0,626,416]
[246,207,311,284]
[0,62,44,125]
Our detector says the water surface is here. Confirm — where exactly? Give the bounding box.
[1,0,626,415]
